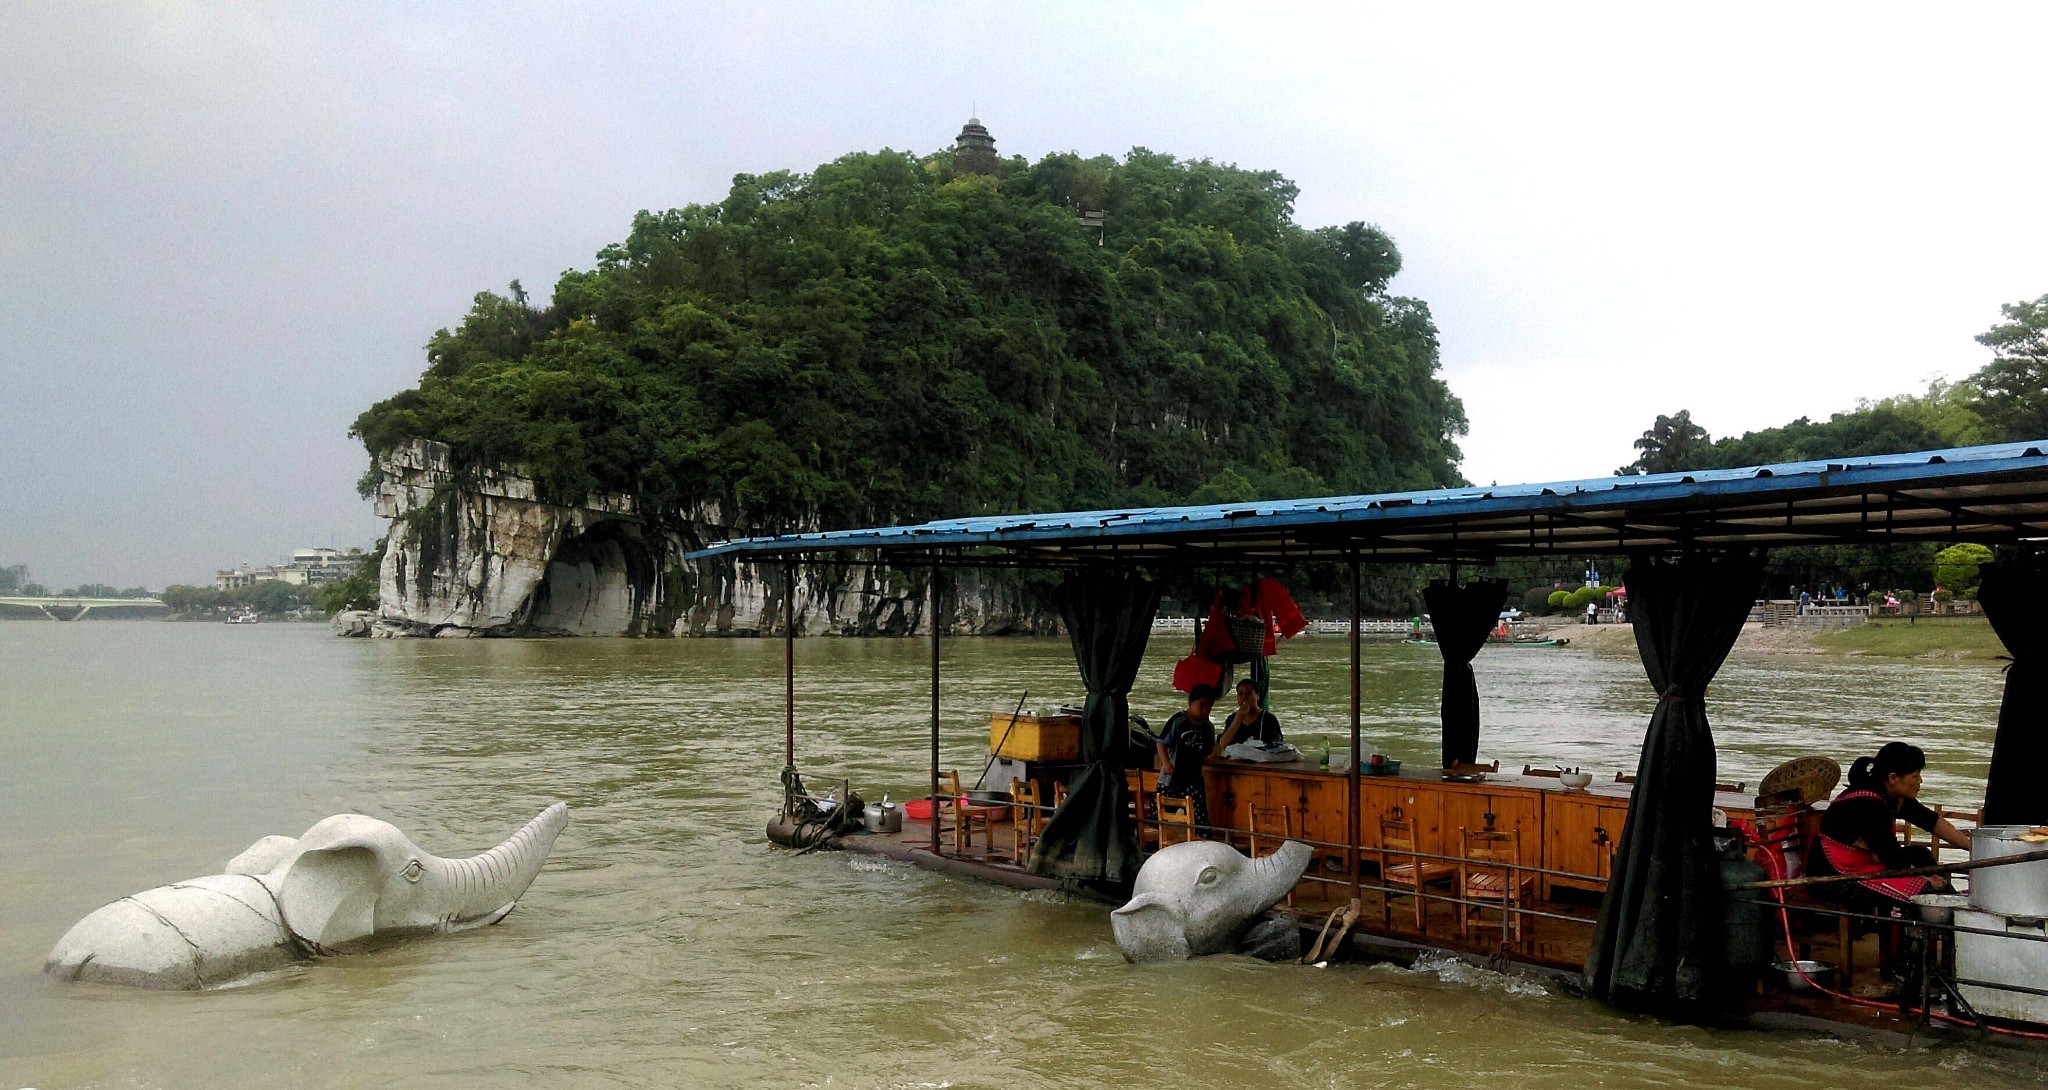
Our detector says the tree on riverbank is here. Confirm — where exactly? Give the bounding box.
[352,146,1467,544]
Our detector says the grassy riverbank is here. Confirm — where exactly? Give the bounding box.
[1813,615,2005,661]
[1527,614,2007,661]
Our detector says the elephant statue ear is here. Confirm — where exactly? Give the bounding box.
[226,835,299,875]
[1110,892,1190,962]
[278,846,381,951]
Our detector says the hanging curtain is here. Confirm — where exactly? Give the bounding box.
[1029,571,1162,884]
[1585,551,1761,1017]
[1421,578,1509,768]
[1979,561,2048,824]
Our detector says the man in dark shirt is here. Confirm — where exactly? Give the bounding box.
[1156,685,1218,828]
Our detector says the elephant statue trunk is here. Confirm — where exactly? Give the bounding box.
[1111,839,1312,962]
[46,802,569,989]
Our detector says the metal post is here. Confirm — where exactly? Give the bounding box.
[1349,553,1363,908]
[930,563,942,856]
[783,562,796,768]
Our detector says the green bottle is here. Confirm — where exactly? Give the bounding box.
[1319,740,1331,769]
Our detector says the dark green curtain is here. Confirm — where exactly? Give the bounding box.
[1422,578,1509,768]
[1029,572,1162,883]
[1586,552,1761,1016]
[1979,561,2048,824]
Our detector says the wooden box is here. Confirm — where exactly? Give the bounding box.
[990,713,1082,762]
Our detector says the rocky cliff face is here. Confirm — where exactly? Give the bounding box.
[368,440,1055,638]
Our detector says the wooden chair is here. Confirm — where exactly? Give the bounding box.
[1052,781,1069,810]
[1249,805,1297,907]
[1126,769,1161,850]
[936,770,1002,855]
[1379,818,1455,933]
[1010,778,1048,866]
[1458,827,1533,946]
[1902,803,1978,865]
[1157,794,1198,846]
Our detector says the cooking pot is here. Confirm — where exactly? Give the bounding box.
[1968,825,2048,917]
[863,802,903,834]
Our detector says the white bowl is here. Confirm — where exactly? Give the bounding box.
[1558,772,1594,790]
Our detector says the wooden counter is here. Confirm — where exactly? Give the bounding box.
[1202,759,1755,897]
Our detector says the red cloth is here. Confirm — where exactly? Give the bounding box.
[1172,653,1223,694]
[1196,594,1236,660]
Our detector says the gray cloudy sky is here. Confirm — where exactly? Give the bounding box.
[4,3,2046,589]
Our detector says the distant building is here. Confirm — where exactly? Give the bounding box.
[954,117,999,175]
[214,547,356,590]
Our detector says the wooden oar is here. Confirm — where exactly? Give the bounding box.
[974,689,1030,791]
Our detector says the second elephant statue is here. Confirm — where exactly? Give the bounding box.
[45,802,570,989]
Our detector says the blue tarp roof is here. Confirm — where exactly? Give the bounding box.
[686,439,2048,564]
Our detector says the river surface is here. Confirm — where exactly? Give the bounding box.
[1,621,2039,1088]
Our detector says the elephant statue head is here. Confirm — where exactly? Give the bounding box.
[1110,839,1311,962]
[273,803,570,951]
[46,802,569,989]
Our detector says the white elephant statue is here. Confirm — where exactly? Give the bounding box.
[46,802,569,989]
[1111,839,1312,962]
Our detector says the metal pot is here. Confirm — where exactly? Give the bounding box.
[1969,826,2048,917]
[1911,892,1969,926]
[863,802,902,834]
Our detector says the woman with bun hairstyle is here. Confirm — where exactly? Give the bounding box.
[1810,742,1971,909]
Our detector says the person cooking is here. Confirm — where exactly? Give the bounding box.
[1810,741,1970,910]
[1156,685,1218,828]
[1217,678,1284,749]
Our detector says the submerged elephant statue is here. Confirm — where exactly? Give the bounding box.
[46,802,569,989]
[1111,839,1312,962]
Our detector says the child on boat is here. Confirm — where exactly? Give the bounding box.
[1157,685,1218,828]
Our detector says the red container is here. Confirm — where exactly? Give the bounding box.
[903,797,936,821]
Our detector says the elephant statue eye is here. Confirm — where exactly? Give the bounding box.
[402,859,424,883]
[1196,866,1220,887]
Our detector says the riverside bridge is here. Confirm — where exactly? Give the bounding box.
[0,595,169,620]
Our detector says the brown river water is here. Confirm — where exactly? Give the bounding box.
[1,620,2041,1088]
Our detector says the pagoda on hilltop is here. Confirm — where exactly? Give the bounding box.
[953,117,999,175]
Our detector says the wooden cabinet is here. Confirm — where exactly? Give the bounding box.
[1543,793,1631,894]
[1200,762,1751,901]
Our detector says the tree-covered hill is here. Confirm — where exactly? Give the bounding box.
[353,147,1466,537]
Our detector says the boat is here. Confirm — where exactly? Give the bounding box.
[693,438,2048,1046]
[225,609,260,624]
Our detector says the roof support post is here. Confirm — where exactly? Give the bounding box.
[784,561,797,768]
[1348,552,1363,908]
[930,562,943,857]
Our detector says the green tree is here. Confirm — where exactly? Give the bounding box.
[319,539,384,614]
[1616,411,1714,475]
[1970,293,2048,443]
[1932,543,1994,598]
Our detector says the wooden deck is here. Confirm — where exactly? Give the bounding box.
[785,815,2040,1051]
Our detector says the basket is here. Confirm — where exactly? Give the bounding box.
[1223,613,1268,663]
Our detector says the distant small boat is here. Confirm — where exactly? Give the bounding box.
[225,610,260,625]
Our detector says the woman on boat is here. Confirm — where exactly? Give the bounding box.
[1810,742,1970,910]
[1217,678,1284,749]
[1156,685,1218,828]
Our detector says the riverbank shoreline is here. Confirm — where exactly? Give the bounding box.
[1519,615,2004,662]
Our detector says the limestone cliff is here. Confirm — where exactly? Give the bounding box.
[368,440,1055,638]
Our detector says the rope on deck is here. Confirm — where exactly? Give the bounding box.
[779,764,863,854]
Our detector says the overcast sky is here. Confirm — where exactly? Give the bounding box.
[4,3,2046,589]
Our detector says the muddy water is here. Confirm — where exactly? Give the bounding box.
[0,621,2038,1088]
